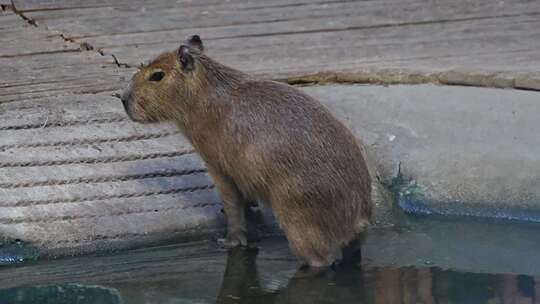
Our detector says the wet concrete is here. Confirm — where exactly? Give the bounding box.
[0,240,38,265]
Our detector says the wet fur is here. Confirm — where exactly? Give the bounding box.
[121,37,372,268]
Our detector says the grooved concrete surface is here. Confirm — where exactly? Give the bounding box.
[1,6,225,253]
[1,0,539,254]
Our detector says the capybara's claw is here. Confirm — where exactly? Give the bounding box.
[223,232,248,248]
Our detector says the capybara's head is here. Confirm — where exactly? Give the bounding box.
[120,35,205,123]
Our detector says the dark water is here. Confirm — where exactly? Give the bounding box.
[0,242,539,304]
[203,248,539,304]
[1,214,540,304]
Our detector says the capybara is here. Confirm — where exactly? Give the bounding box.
[120,35,372,268]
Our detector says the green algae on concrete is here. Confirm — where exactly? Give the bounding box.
[0,239,39,265]
[0,284,123,304]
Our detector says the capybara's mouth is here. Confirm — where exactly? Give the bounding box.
[128,115,151,124]
[122,105,157,124]
[115,95,144,123]
[112,92,134,119]
[123,108,148,123]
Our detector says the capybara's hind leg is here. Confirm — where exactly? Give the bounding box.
[284,225,338,268]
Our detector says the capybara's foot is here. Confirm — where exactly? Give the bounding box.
[219,231,248,249]
[294,264,332,278]
[342,239,362,265]
[297,253,336,270]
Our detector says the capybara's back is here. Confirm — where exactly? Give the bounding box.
[121,35,372,268]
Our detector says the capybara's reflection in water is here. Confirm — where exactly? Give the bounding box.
[217,248,539,304]
[216,247,366,304]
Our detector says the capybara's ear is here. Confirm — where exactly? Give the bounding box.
[178,45,194,71]
[187,35,204,52]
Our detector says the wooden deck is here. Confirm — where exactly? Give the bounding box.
[1,0,539,253]
[10,0,540,88]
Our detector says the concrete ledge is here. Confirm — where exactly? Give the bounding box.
[1,84,538,257]
[310,84,540,222]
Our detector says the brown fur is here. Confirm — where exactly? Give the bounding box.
[121,36,372,268]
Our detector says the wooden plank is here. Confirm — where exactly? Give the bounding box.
[0,9,20,30]
[22,0,415,38]
[0,13,135,103]
[82,12,540,49]
[0,8,73,56]
[9,0,540,91]
[0,52,135,103]
[96,15,540,83]
[19,0,540,39]
[13,0,352,12]
[0,26,76,57]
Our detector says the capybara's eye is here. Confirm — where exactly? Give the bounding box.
[149,70,165,82]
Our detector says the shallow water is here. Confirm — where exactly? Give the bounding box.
[1,215,539,304]
[1,247,538,304]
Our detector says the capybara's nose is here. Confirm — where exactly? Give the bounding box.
[121,97,128,110]
[113,92,129,112]
[120,82,133,112]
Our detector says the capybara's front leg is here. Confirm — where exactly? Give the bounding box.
[208,167,248,248]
